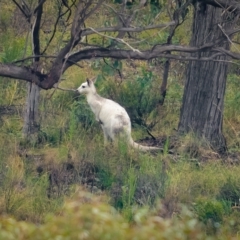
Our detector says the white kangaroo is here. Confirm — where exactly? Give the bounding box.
[77,78,160,151]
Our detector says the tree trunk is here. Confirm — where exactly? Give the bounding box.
[22,82,40,141]
[178,3,232,153]
[22,1,42,142]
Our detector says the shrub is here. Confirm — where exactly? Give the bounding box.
[70,100,96,131]
[0,190,208,240]
[218,177,240,206]
[194,198,224,234]
[102,68,162,137]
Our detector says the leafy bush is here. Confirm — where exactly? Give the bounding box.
[70,100,96,131]
[0,30,29,105]
[0,33,26,63]
[102,68,162,136]
[0,190,208,240]
[218,177,240,206]
[194,198,224,233]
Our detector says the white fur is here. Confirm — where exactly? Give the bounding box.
[77,79,159,151]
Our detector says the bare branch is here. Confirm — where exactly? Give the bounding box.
[33,0,46,14]
[87,27,143,53]
[103,3,126,25]
[12,0,31,22]
[71,0,104,44]
[62,45,238,72]
[214,47,240,59]
[32,0,44,61]
[218,24,239,53]
[3,0,240,91]
[11,47,229,65]
[12,55,83,68]
[46,0,104,89]
[81,22,176,36]
[160,0,189,104]
[199,0,240,14]
[84,0,105,21]
[1,45,240,90]
[228,28,240,36]
[0,63,45,82]
[41,1,76,55]
[53,85,77,92]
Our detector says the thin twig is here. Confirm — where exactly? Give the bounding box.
[88,27,143,53]
[82,22,176,36]
[12,55,83,68]
[53,85,77,92]
[218,24,240,53]
[41,1,76,55]
[12,0,31,22]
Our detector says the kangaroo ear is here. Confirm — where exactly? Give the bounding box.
[91,77,97,84]
[86,78,92,86]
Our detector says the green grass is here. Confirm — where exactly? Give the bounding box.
[1,1,240,238]
[0,60,240,238]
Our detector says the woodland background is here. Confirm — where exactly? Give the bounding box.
[1,0,240,239]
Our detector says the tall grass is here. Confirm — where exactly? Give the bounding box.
[224,74,240,150]
[0,58,240,237]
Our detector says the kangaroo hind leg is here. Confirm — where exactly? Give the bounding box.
[101,125,112,145]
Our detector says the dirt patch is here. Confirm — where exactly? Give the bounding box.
[21,151,103,198]
[136,135,178,155]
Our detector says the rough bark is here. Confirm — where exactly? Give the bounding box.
[178,3,233,153]
[22,0,43,139]
[199,0,240,13]
[22,83,40,139]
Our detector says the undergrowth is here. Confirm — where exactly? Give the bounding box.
[0,60,240,238]
[1,2,240,238]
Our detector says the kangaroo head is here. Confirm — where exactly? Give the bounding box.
[77,78,96,95]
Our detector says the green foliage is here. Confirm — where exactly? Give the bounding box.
[70,100,96,131]
[0,3,13,32]
[224,74,240,149]
[0,30,28,106]
[1,70,240,238]
[1,56,240,240]
[225,74,240,119]
[0,191,209,240]
[218,177,240,206]
[121,166,138,220]
[0,79,26,106]
[2,189,240,240]
[0,148,62,223]
[194,199,224,224]
[0,2,240,238]
[0,33,26,63]
[100,67,161,135]
[74,139,168,221]
[68,103,81,142]
[194,198,225,234]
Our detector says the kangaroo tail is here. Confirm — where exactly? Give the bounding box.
[129,138,161,152]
